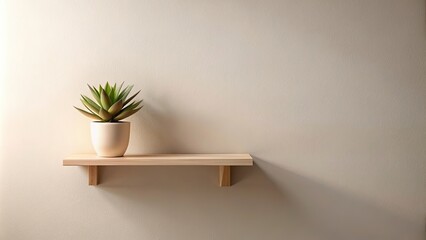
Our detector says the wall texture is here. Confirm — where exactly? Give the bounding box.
[1,0,425,239]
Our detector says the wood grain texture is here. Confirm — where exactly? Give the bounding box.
[88,166,98,186]
[219,166,231,187]
[63,154,253,166]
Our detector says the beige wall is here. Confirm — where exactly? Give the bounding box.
[1,0,425,239]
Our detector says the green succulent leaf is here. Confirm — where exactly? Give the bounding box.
[117,85,133,101]
[87,84,100,103]
[81,95,100,111]
[74,106,102,120]
[110,83,117,103]
[123,90,140,106]
[131,99,143,109]
[81,99,97,114]
[117,82,124,95]
[120,100,142,113]
[77,82,143,122]
[93,85,99,95]
[100,89,111,110]
[115,106,142,121]
[123,85,134,100]
[108,99,123,116]
[98,108,112,121]
[105,82,111,95]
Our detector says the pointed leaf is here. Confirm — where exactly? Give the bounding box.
[93,85,99,95]
[105,82,111,95]
[98,108,112,121]
[117,85,133,101]
[122,85,134,100]
[88,84,100,103]
[120,100,142,113]
[81,99,98,114]
[81,95,100,112]
[108,99,123,116]
[111,83,117,103]
[114,106,142,121]
[117,82,124,95]
[74,106,102,120]
[123,90,141,106]
[116,85,128,100]
[100,89,111,110]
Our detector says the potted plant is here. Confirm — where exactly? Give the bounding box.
[74,82,143,157]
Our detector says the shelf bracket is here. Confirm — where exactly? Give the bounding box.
[219,166,231,187]
[88,166,98,186]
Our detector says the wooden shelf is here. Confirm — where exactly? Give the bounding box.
[63,154,253,187]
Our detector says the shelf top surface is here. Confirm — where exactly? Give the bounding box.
[63,153,253,166]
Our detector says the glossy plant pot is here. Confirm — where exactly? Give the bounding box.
[90,121,130,157]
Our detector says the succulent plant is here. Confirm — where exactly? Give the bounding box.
[75,82,143,122]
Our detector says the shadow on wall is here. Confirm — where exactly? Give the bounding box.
[87,158,423,240]
[113,103,424,240]
[93,165,311,240]
[129,96,187,153]
[129,93,241,154]
[254,158,424,240]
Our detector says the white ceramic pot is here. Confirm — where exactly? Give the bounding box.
[90,121,130,157]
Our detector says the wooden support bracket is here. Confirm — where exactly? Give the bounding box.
[219,166,231,187]
[88,166,98,186]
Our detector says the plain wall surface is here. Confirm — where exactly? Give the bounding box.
[1,0,425,239]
